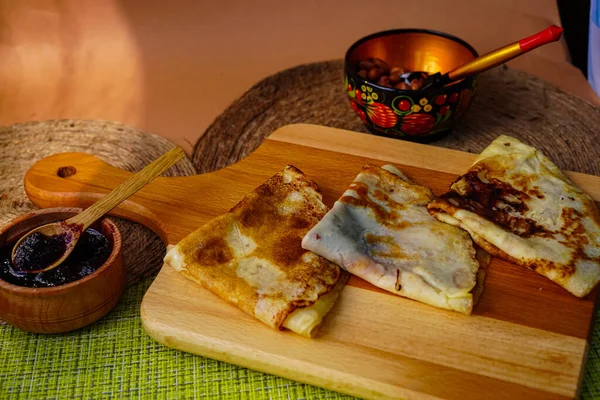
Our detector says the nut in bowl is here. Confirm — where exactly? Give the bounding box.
[0,208,125,334]
[345,29,479,141]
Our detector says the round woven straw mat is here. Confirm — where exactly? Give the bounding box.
[0,120,197,295]
[193,60,600,176]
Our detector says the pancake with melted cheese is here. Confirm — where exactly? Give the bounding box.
[427,135,600,298]
[301,164,488,315]
[164,166,348,337]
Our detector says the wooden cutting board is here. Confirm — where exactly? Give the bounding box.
[23,124,600,400]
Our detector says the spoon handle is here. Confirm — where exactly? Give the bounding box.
[67,147,186,229]
[446,25,563,83]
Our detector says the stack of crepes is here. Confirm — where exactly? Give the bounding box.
[164,135,600,337]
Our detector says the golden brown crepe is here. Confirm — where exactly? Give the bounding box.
[164,166,348,337]
[302,164,489,315]
[428,135,600,298]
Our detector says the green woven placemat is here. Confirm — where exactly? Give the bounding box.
[1,278,599,399]
[0,278,353,400]
[586,334,600,398]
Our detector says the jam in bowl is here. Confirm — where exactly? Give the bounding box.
[2,228,111,288]
[0,208,126,333]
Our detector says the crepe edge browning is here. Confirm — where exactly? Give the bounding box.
[427,135,600,298]
[164,165,348,338]
[302,164,490,315]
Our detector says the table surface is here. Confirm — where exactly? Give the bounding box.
[0,0,598,153]
[1,120,599,400]
[2,2,600,399]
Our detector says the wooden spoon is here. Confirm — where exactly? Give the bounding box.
[398,25,564,90]
[11,147,185,274]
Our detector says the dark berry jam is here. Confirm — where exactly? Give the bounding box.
[12,232,69,272]
[0,228,111,288]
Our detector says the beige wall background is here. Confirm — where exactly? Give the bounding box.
[1,0,597,153]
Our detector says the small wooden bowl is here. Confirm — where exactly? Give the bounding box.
[0,208,125,333]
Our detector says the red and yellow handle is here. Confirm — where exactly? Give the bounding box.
[447,25,564,82]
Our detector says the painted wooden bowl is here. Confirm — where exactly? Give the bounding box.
[0,208,125,333]
[344,29,479,142]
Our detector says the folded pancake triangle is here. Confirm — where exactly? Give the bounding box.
[164,166,348,337]
[302,164,487,314]
[428,135,600,297]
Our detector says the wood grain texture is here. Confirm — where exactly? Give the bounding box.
[68,147,185,228]
[22,124,600,399]
[269,124,600,201]
[12,147,185,274]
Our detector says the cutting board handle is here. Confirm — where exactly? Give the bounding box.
[22,148,286,244]
[23,152,201,243]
